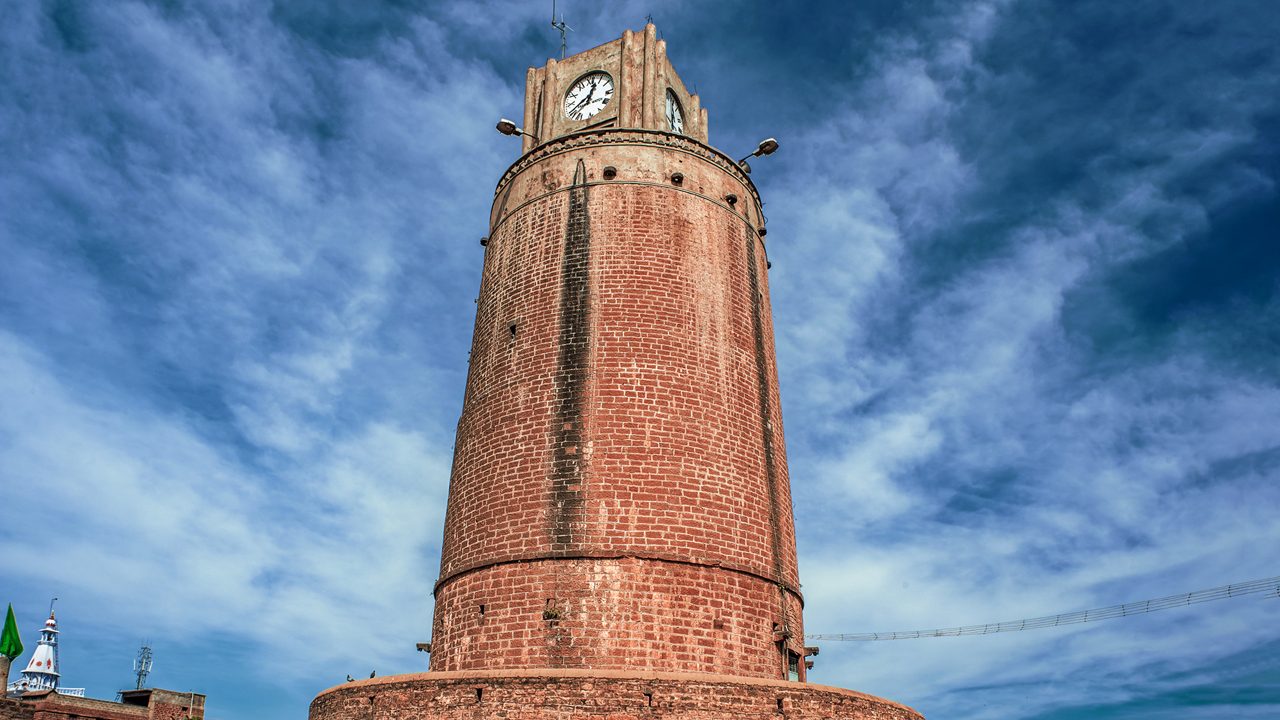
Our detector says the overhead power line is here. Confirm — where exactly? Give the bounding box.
[807,575,1280,642]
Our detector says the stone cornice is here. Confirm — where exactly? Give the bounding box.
[434,551,803,607]
[494,128,764,214]
[312,669,925,718]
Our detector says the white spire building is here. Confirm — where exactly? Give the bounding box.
[6,608,83,697]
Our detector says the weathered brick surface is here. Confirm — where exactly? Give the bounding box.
[21,694,146,720]
[432,557,802,677]
[434,130,802,678]
[311,671,923,720]
[143,689,205,720]
[0,699,34,720]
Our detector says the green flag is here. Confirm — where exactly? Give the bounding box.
[1,604,22,659]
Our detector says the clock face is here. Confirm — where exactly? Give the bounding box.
[665,89,685,134]
[564,72,614,121]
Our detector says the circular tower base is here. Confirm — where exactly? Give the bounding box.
[309,669,923,719]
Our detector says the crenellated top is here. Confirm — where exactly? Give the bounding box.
[521,24,708,152]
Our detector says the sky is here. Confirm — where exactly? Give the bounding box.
[1,1,1278,718]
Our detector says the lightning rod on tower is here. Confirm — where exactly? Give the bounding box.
[551,0,572,60]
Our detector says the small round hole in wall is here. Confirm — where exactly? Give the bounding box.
[757,226,767,237]
[671,172,684,185]
[603,166,617,179]
[725,193,738,207]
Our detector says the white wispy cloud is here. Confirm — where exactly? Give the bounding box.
[0,0,501,695]
[771,0,1280,716]
[1,1,1276,718]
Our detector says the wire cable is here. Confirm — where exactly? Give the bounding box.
[807,575,1280,641]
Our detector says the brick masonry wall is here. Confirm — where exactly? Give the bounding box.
[0,699,34,720]
[433,130,804,678]
[23,694,148,720]
[309,671,924,720]
[146,702,195,720]
[145,690,205,720]
[431,557,802,677]
[7,689,202,720]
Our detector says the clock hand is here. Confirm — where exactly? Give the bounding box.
[573,86,597,115]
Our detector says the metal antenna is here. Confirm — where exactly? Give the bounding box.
[551,0,572,59]
[133,643,154,689]
[49,597,58,616]
[645,13,661,38]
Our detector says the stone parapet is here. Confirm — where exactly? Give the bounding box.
[16,692,146,720]
[492,128,765,232]
[309,670,924,720]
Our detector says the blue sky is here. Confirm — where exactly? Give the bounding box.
[1,1,1277,718]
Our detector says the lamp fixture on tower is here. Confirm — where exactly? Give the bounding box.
[738,137,780,173]
[496,118,539,143]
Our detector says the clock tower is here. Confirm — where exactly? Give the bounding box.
[512,24,709,150]
[309,24,922,720]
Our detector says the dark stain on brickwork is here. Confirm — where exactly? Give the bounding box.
[493,181,515,229]
[745,229,790,658]
[549,159,591,553]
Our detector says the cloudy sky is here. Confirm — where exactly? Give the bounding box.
[2,1,1278,718]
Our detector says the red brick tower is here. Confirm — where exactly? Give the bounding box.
[309,25,922,720]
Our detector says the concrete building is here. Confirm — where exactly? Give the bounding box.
[309,24,922,719]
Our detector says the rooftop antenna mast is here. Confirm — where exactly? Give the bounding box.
[132,642,154,689]
[551,0,572,60]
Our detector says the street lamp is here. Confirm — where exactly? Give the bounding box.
[737,137,780,174]
[496,118,539,142]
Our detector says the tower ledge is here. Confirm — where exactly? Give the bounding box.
[492,127,764,227]
[311,669,923,720]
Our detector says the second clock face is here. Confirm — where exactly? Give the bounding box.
[665,90,685,134]
[564,72,614,121]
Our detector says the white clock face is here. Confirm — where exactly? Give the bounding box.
[665,89,684,134]
[564,72,614,121]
